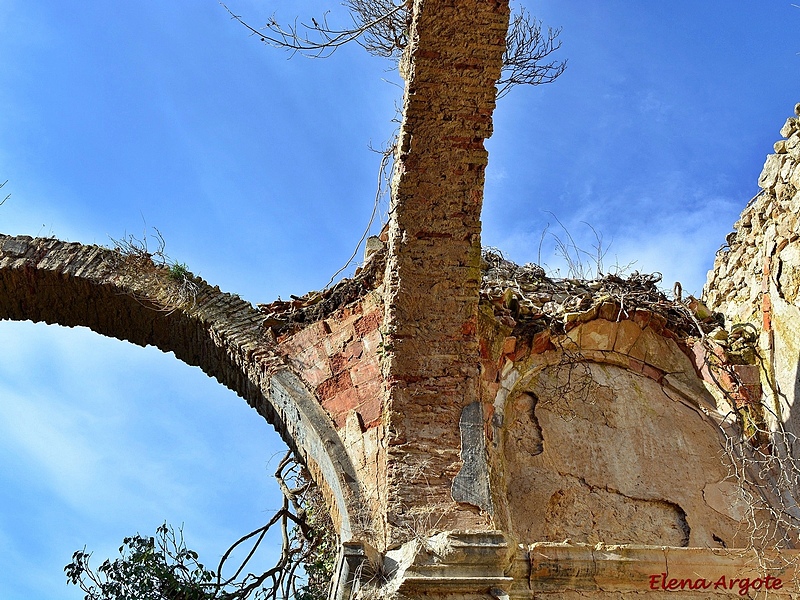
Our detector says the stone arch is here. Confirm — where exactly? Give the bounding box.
[0,234,371,541]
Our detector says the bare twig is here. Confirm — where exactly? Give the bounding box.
[497,7,567,98]
[220,1,407,59]
[0,179,9,206]
[215,450,336,600]
[222,2,565,95]
[324,139,395,290]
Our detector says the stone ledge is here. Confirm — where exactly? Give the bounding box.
[528,543,800,596]
[358,533,800,598]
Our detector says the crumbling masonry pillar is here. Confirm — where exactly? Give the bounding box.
[380,0,510,539]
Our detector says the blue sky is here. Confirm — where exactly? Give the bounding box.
[0,1,798,598]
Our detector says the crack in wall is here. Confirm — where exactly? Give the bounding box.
[543,474,691,547]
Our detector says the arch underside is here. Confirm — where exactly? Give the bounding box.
[0,234,368,540]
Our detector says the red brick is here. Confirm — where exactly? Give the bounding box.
[317,371,354,401]
[357,395,383,429]
[641,362,665,383]
[338,305,361,322]
[325,387,361,428]
[351,358,381,387]
[627,357,664,383]
[355,374,382,399]
[733,364,762,406]
[361,329,383,355]
[329,352,349,375]
[627,357,645,373]
[532,330,554,354]
[322,323,356,356]
[289,343,331,387]
[344,340,364,361]
[278,320,330,355]
[354,309,382,337]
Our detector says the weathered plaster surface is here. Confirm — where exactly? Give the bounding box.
[502,362,739,548]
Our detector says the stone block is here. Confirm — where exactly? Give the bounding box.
[577,319,619,352]
[627,357,664,382]
[329,352,349,375]
[361,328,383,356]
[790,164,800,189]
[326,387,361,428]
[318,370,355,401]
[531,330,554,354]
[759,153,786,189]
[350,357,382,388]
[780,117,798,138]
[598,301,621,321]
[628,327,693,374]
[354,381,383,426]
[613,319,643,355]
[781,157,796,183]
[344,339,364,361]
[662,372,710,406]
[278,319,330,355]
[322,322,356,356]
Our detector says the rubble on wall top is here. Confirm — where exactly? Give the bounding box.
[258,239,721,344]
[258,243,386,337]
[480,249,721,340]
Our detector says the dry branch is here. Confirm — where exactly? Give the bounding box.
[222,1,566,95]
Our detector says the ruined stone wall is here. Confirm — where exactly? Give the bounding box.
[275,289,387,544]
[277,291,384,430]
[704,103,800,325]
[705,103,800,439]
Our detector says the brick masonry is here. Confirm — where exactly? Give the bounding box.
[277,293,384,429]
[379,0,510,540]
